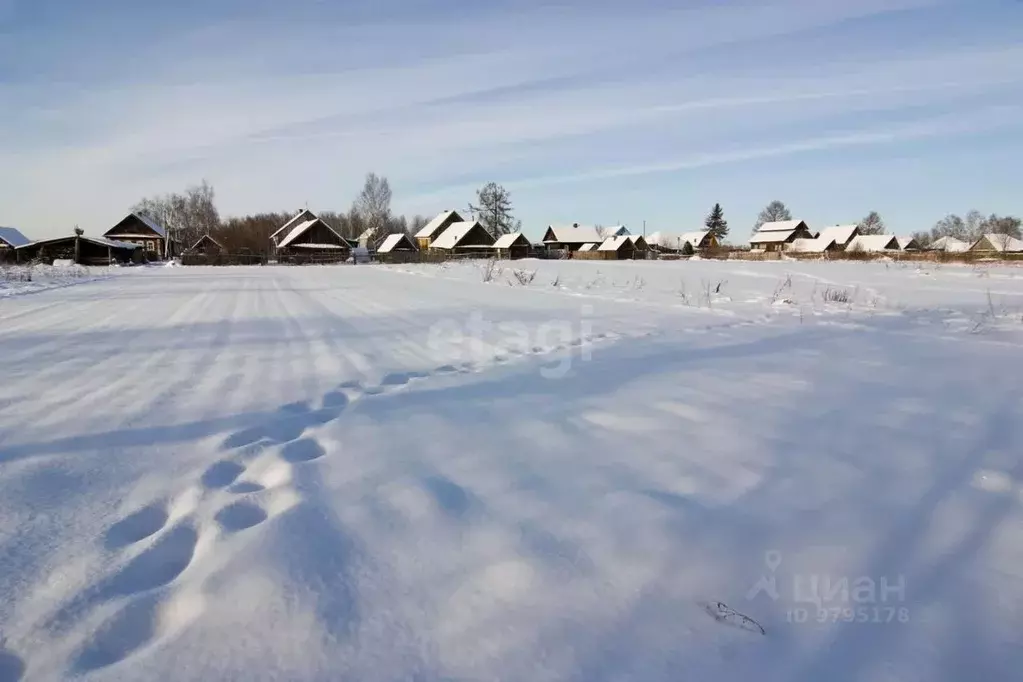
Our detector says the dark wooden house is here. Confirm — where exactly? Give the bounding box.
[276,217,350,263]
[491,232,531,260]
[188,234,224,255]
[104,213,171,260]
[428,220,496,254]
[415,210,466,249]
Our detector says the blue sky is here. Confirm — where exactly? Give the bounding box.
[2,0,1022,241]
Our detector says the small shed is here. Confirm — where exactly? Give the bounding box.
[104,212,171,259]
[492,232,531,260]
[189,234,224,255]
[377,233,419,262]
[896,235,922,251]
[788,237,838,254]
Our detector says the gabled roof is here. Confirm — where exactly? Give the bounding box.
[544,224,603,244]
[131,212,168,238]
[271,209,318,242]
[377,233,418,253]
[577,243,598,252]
[0,226,30,247]
[816,224,859,245]
[416,210,463,239]
[278,218,344,249]
[846,234,899,252]
[788,237,835,253]
[625,234,647,246]
[679,231,711,246]
[597,235,633,252]
[493,232,529,249]
[757,220,807,233]
[430,221,492,249]
[896,235,921,250]
[750,230,799,244]
[929,236,970,252]
[190,234,224,251]
[973,233,1023,252]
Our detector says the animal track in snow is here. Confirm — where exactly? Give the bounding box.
[100,524,199,599]
[228,481,265,494]
[281,438,327,463]
[215,502,269,532]
[103,503,169,549]
[201,460,245,489]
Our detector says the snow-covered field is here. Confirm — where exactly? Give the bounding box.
[0,264,117,299]
[1,260,1021,681]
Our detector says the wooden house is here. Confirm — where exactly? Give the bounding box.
[749,220,814,252]
[377,233,419,262]
[15,234,139,265]
[927,236,970,253]
[104,212,171,259]
[787,237,838,254]
[542,224,629,252]
[276,217,350,262]
[428,220,495,254]
[896,235,922,251]
[270,209,318,254]
[597,235,639,260]
[969,233,1023,254]
[492,232,532,260]
[415,210,465,249]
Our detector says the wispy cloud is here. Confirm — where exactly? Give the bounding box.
[1,0,1022,235]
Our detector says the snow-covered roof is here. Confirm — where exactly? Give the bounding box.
[974,233,1023,252]
[271,209,318,242]
[416,210,463,239]
[750,230,799,244]
[846,234,899,252]
[377,233,417,253]
[896,235,920,250]
[17,234,139,250]
[757,220,806,233]
[577,243,598,252]
[493,232,527,249]
[625,234,646,245]
[788,237,835,253]
[289,243,348,250]
[278,219,344,249]
[431,221,487,249]
[190,234,223,251]
[679,231,710,246]
[545,224,603,244]
[816,224,858,245]
[130,212,168,238]
[597,235,633,251]
[0,226,30,248]
[929,236,970,252]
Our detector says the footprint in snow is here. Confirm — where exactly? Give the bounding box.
[200,460,245,489]
[280,438,327,464]
[215,502,269,533]
[0,647,25,682]
[103,503,169,550]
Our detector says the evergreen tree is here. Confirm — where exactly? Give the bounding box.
[469,182,521,236]
[704,203,728,240]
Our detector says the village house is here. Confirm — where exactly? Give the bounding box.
[969,233,1023,254]
[270,209,318,254]
[645,231,716,255]
[188,234,224,255]
[104,212,172,259]
[596,235,640,260]
[491,232,532,260]
[542,224,629,252]
[927,236,971,253]
[749,220,814,252]
[275,216,351,263]
[787,237,838,254]
[415,210,465,250]
[897,235,922,251]
[428,220,495,254]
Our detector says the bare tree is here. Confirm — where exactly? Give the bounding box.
[470,182,520,236]
[857,211,885,235]
[133,179,220,255]
[594,224,608,239]
[352,172,392,246]
[754,200,792,232]
[930,214,969,242]
[981,214,1022,239]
